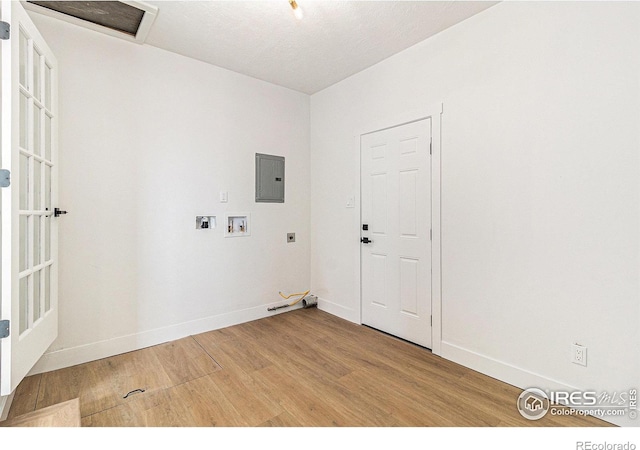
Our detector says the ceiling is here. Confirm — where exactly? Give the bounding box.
[141,1,498,94]
[29,1,498,94]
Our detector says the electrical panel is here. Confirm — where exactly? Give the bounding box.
[255,153,285,203]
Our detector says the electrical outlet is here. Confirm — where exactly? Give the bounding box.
[572,343,587,367]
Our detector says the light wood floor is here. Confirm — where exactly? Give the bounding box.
[6,308,611,427]
[1,398,80,427]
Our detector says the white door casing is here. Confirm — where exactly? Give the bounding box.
[1,0,58,395]
[361,118,432,348]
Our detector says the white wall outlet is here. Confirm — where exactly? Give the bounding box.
[220,191,228,203]
[572,343,587,367]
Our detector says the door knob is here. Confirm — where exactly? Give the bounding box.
[360,237,373,244]
[54,207,68,217]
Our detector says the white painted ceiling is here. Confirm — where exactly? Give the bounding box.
[141,1,497,94]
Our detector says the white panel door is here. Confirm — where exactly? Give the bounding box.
[361,119,432,348]
[1,0,58,395]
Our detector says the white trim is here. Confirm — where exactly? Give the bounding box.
[356,102,444,355]
[353,134,363,325]
[22,0,158,45]
[0,390,15,421]
[124,0,157,43]
[440,341,629,427]
[430,103,443,356]
[317,295,359,324]
[29,301,304,375]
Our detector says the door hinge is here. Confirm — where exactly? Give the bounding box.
[0,320,9,339]
[429,139,432,155]
[430,315,432,326]
[0,169,10,187]
[430,229,432,241]
[0,21,9,40]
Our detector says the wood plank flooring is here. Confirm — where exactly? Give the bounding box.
[1,398,80,427]
[5,309,612,427]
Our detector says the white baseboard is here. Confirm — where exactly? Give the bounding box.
[440,341,632,427]
[30,301,303,375]
[317,296,359,324]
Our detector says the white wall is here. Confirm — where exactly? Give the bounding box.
[28,12,310,371]
[310,2,639,426]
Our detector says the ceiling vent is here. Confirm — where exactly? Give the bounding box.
[24,1,158,44]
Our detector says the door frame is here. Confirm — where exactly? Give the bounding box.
[355,102,443,356]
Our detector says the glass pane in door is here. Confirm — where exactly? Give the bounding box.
[19,276,29,334]
[33,48,41,101]
[45,216,50,261]
[44,63,51,110]
[44,114,51,161]
[44,265,51,312]
[19,216,28,272]
[45,164,51,210]
[33,105,41,156]
[19,153,29,210]
[19,93,28,149]
[33,217,40,266]
[34,160,41,210]
[33,270,41,322]
[19,30,28,88]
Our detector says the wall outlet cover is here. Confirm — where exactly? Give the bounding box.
[571,343,587,367]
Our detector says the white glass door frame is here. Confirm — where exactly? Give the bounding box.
[1,0,58,395]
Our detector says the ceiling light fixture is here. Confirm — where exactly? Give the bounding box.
[289,0,303,20]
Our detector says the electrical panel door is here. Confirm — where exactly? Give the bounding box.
[255,153,285,203]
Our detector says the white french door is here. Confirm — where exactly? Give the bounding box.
[360,118,432,348]
[1,0,58,395]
